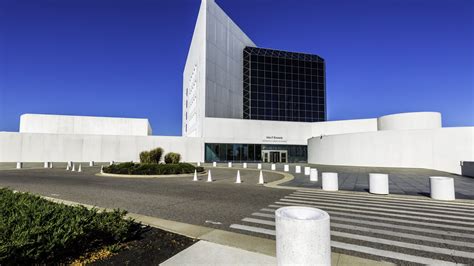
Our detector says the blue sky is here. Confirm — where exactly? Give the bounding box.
[1,0,472,135]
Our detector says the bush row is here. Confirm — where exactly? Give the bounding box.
[103,162,204,175]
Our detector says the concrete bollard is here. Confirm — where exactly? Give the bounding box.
[44,162,49,168]
[304,167,310,176]
[228,162,232,168]
[193,169,198,181]
[100,165,104,174]
[369,173,389,195]
[243,162,247,168]
[310,168,318,182]
[271,164,276,170]
[322,172,339,191]
[67,161,73,168]
[235,170,242,184]
[197,162,201,167]
[257,163,262,170]
[213,162,217,167]
[295,165,301,174]
[16,162,22,169]
[110,161,114,166]
[66,164,70,171]
[275,206,331,266]
[89,161,94,167]
[284,165,289,172]
[78,164,82,172]
[430,176,455,200]
[72,164,76,172]
[49,162,53,168]
[207,170,213,182]
[258,170,265,184]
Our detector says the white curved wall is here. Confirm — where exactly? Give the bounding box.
[377,112,442,131]
[308,127,474,174]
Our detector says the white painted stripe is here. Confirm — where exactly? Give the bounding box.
[331,241,457,266]
[284,196,474,221]
[296,189,474,208]
[242,217,275,226]
[278,199,474,226]
[269,203,474,232]
[230,223,458,265]
[332,231,474,259]
[252,212,275,219]
[291,192,474,214]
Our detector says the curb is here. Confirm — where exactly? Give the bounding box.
[96,171,208,179]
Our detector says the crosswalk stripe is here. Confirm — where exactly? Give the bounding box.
[277,200,474,227]
[290,192,474,214]
[283,196,474,220]
[295,189,474,208]
[229,223,458,265]
[242,217,275,226]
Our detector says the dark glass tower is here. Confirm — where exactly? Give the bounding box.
[243,47,326,122]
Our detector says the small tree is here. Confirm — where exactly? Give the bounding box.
[164,152,181,164]
[139,151,151,163]
[148,148,164,164]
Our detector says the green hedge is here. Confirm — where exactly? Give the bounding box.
[164,152,181,164]
[0,188,139,264]
[103,162,204,175]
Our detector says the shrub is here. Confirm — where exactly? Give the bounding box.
[164,152,181,164]
[148,148,163,164]
[139,151,151,164]
[0,188,140,264]
[103,163,203,175]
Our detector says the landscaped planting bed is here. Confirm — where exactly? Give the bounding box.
[103,162,204,175]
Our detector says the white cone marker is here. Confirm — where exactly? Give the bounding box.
[49,162,53,168]
[193,169,198,181]
[110,161,114,166]
[197,162,201,167]
[207,170,213,182]
[258,170,265,184]
[72,164,76,172]
[66,164,70,171]
[235,170,242,184]
[78,164,82,172]
[100,165,104,174]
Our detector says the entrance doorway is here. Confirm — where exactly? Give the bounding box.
[262,150,288,163]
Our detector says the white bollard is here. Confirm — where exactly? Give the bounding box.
[295,165,301,174]
[16,162,22,169]
[284,165,289,172]
[228,162,232,168]
[304,166,310,176]
[207,170,213,182]
[213,162,217,167]
[72,164,76,172]
[310,168,318,182]
[193,169,198,181]
[235,170,242,184]
[271,164,276,170]
[110,161,114,166]
[49,162,53,168]
[322,172,339,191]
[66,164,70,171]
[197,162,201,167]
[275,206,331,266]
[100,165,104,174]
[243,162,247,168]
[258,170,265,184]
[430,176,455,200]
[67,161,73,168]
[369,173,389,195]
[89,161,94,167]
[44,162,49,168]
[257,163,262,170]
[78,164,82,172]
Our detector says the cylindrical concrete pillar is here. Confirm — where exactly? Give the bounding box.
[243,162,247,168]
[295,165,301,173]
[16,162,22,169]
[89,161,95,167]
[213,162,217,167]
[271,164,276,170]
[197,162,201,167]
[275,206,331,266]
[257,163,262,169]
[369,173,389,195]
[322,172,338,191]
[310,168,318,182]
[44,162,49,168]
[284,165,289,172]
[228,162,232,168]
[430,176,455,200]
[304,167,310,176]
[49,162,53,168]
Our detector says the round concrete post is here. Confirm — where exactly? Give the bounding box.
[369,173,389,195]
[284,165,289,172]
[49,162,53,168]
[271,164,276,170]
[100,165,104,174]
[275,206,331,266]
[310,168,318,182]
[257,163,262,169]
[304,167,310,176]
[197,162,201,167]
[44,162,49,168]
[430,176,455,200]
[89,161,94,167]
[295,166,301,173]
[207,170,213,182]
[213,162,217,167]
[16,162,22,169]
[322,172,338,191]
[228,162,232,168]
[243,162,247,168]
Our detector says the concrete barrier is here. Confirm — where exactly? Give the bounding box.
[310,168,318,182]
[284,165,289,172]
[430,176,455,200]
[369,173,389,195]
[322,172,338,191]
[275,206,331,266]
[295,165,301,173]
[304,167,310,176]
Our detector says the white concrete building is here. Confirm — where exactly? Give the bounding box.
[0,0,472,175]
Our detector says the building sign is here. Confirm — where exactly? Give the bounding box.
[263,136,287,143]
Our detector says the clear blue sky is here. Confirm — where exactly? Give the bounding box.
[1,0,472,135]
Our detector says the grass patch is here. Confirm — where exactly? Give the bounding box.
[0,188,140,264]
[103,162,204,175]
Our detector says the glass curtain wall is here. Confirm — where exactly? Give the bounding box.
[205,143,307,163]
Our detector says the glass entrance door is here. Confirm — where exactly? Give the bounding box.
[262,150,288,163]
[269,152,280,163]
